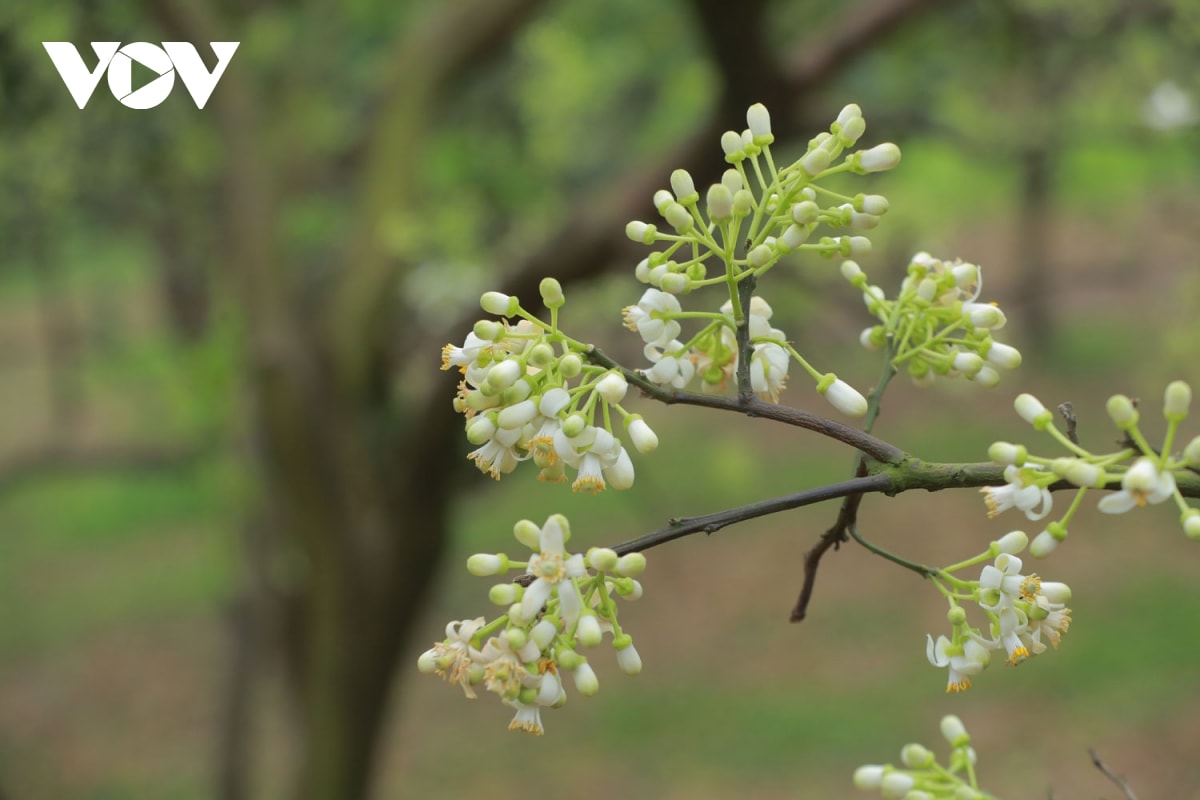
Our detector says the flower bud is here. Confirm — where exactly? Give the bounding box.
[856,142,901,173]
[857,193,889,215]
[746,102,773,144]
[480,291,517,317]
[940,714,969,747]
[467,552,508,576]
[1106,394,1138,429]
[670,169,698,204]
[985,341,1022,370]
[901,743,934,769]
[513,519,542,550]
[1164,380,1191,422]
[844,236,872,257]
[1014,393,1052,429]
[596,371,628,404]
[880,771,914,798]
[732,189,754,217]
[791,200,820,225]
[539,277,564,308]
[559,353,583,378]
[819,375,868,417]
[473,319,503,341]
[488,582,521,605]
[465,414,497,445]
[853,765,884,789]
[970,365,1000,388]
[1039,581,1072,604]
[1185,435,1200,467]
[832,112,863,142]
[963,302,1006,329]
[748,244,774,268]
[625,221,656,244]
[706,183,733,222]
[988,441,1027,466]
[721,169,742,193]
[484,359,523,393]
[993,530,1028,555]
[1064,460,1103,488]
[616,552,647,576]
[659,271,688,294]
[614,638,642,675]
[626,415,659,453]
[1182,509,1200,540]
[576,613,603,647]
[953,352,983,375]
[720,130,744,161]
[779,224,810,250]
[605,447,635,490]
[652,189,673,214]
[801,147,831,176]
[840,260,866,285]
[572,661,600,695]
[497,398,537,429]
[586,547,619,571]
[664,201,693,233]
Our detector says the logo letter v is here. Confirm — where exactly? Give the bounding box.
[42,42,120,109]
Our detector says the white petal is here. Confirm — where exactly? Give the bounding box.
[519,579,552,621]
[1098,491,1136,514]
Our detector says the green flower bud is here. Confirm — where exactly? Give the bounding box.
[539,277,565,309]
[480,291,518,317]
[559,353,583,378]
[1164,380,1191,422]
[706,183,733,222]
[1106,394,1138,429]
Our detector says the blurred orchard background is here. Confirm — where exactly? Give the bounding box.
[1,0,1198,798]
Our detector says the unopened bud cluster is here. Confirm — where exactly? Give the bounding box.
[925,531,1071,692]
[848,252,1019,388]
[443,283,657,492]
[622,103,896,416]
[983,380,1198,555]
[418,514,647,735]
[854,715,994,799]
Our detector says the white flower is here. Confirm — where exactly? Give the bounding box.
[467,437,521,479]
[418,617,486,698]
[977,553,1029,611]
[517,515,586,627]
[980,464,1052,520]
[925,635,990,692]
[642,341,695,388]
[623,288,682,346]
[821,378,868,417]
[750,342,789,401]
[1098,457,1176,513]
[506,700,544,735]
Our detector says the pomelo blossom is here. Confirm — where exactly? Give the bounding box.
[1098,457,1176,513]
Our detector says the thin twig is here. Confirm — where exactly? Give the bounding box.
[1088,748,1139,800]
[790,353,897,621]
[611,473,892,555]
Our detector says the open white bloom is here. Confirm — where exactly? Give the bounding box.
[980,464,1052,520]
[641,340,694,388]
[517,515,586,627]
[623,288,682,347]
[926,635,990,693]
[417,617,486,698]
[1098,457,1176,513]
[750,342,789,401]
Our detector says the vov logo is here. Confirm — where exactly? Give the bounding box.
[42,42,239,110]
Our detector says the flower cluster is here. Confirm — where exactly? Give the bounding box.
[925,531,1071,692]
[846,253,1020,388]
[418,514,646,735]
[854,715,994,799]
[621,102,896,416]
[443,281,658,492]
[984,380,1200,556]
